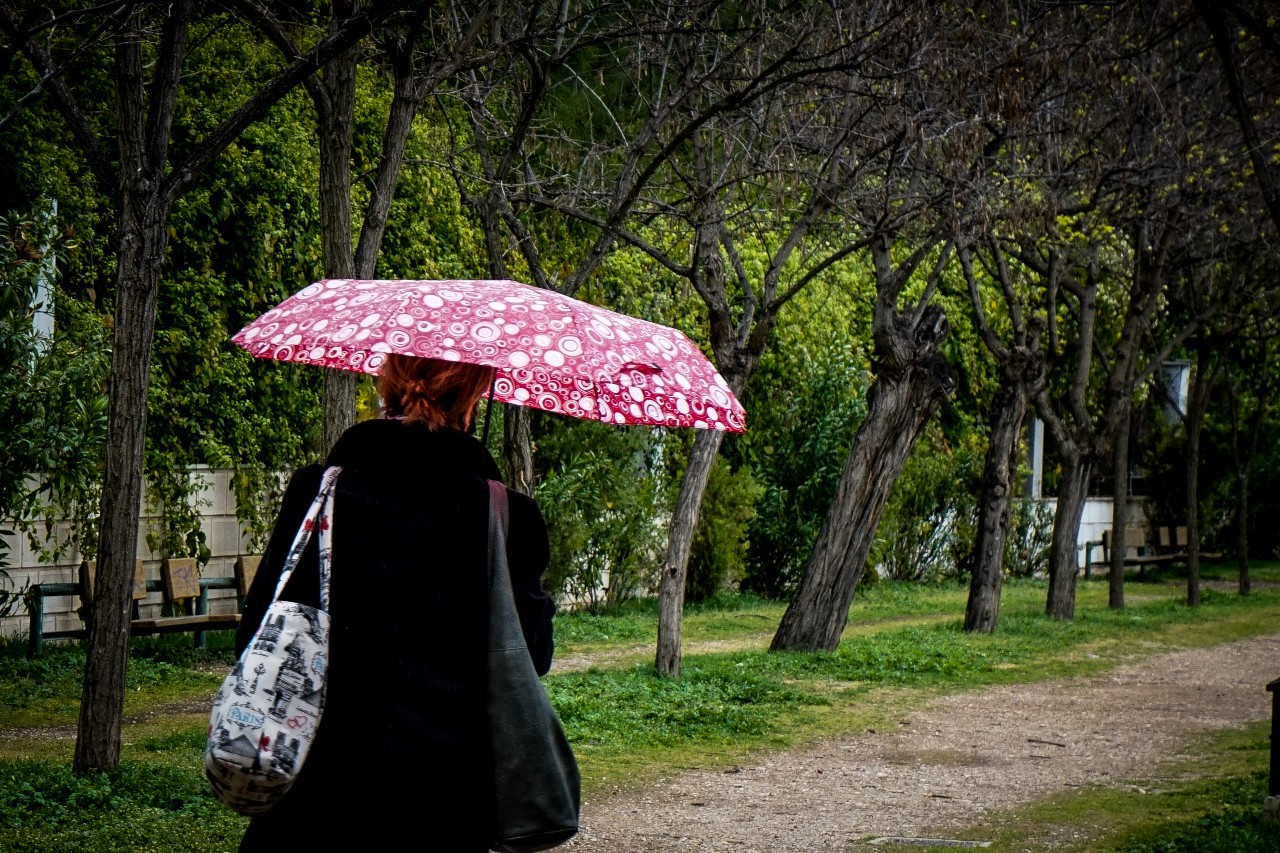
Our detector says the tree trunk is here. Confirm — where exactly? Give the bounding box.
[654,427,726,677]
[318,3,359,452]
[323,370,358,452]
[1046,450,1090,620]
[503,405,535,495]
[964,380,1030,633]
[1185,410,1203,607]
[772,320,954,652]
[1236,471,1250,595]
[1108,407,1131,610]
[72,3,190,774]
[74,202,171,775]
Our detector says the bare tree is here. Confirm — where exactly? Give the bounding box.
[613,6,930,674]
[959,242,1047,632]
[247,0,500,451]
[770,2,1028,652]
[1224,329,1277,595]
[0,0,396,773]
[438,0,893,671]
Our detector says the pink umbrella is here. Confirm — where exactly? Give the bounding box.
[232,278,745,432]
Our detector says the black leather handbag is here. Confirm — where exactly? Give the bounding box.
[485,481,581,852]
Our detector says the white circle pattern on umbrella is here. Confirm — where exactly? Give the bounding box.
[233,279,745,432]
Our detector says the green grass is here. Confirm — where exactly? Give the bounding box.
[0,756,248,851]
[0,632,236,729]
[1,573,1278,851]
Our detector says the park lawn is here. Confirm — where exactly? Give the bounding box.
[0,568,1277,851]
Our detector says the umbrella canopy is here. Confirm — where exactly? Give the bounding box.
[232,278,745,432]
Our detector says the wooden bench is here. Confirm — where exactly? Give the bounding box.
[1088,529,1177,578]
[1154,525,1222,562]
[26,555,261,657]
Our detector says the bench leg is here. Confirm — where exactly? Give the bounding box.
[27,591,44,658]
[195,588,208,649]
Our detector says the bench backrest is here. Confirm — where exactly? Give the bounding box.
[1102,527,1150,555]
[163,558,201,601]
[1156,526,1190,550]
[235,555,262,598]
[78,559,148,605]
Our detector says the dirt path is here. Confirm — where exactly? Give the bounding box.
[564,632,1280,852]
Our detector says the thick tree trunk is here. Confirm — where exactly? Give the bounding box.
[74,206,171,775]
[772,313,954,652]
[654,428,726,676]
[503,405,535,495]
[1236,471,1250,595]
[1108,408,1131,610]
[1046,450,1090,620]
[964,381,1031,633]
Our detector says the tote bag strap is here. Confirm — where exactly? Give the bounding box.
[486,480,515,636]
[271,465,342,612]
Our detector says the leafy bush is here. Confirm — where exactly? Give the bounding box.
[686,459,764,602]
[1004,498,1054,577]
[737,339,866,598]
[0,205,109,606]
[870,426,982,582]
[534,415,670,610]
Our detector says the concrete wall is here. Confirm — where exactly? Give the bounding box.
[0,467,254,640]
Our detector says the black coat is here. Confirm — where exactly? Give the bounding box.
[235,419,554,851]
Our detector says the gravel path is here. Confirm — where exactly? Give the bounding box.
[565,632,1280,852]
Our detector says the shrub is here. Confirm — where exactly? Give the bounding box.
[534,415,669,611]
[870,427,981,582]
[686,459,764,602]
[1004,498,1054,577]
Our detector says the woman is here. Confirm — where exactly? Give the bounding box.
[236,354,554,852]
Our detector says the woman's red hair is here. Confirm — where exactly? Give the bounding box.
[378,354,495,431]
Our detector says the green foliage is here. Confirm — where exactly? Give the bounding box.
[1116,779,1278,853]
[735,286,868,598]
[534,415,670,610]
[686,459,764,602]
[0,634,224,730]
[0,206,109,604]
[870,425,982,581]
[1004,498,1055,577]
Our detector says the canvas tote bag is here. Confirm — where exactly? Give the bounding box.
[486,480,580,851]
[205,466,341,815]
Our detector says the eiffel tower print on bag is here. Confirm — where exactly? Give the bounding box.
[205,466,341,815]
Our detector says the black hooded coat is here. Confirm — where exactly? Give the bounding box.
[234,418,554,851]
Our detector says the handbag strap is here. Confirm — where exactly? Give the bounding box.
[486,480,526,651]
[271,465,342,612]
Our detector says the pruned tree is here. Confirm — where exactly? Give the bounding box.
[1026,0,1241,619]
[609,4,932,675]
[0,0,397,773]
